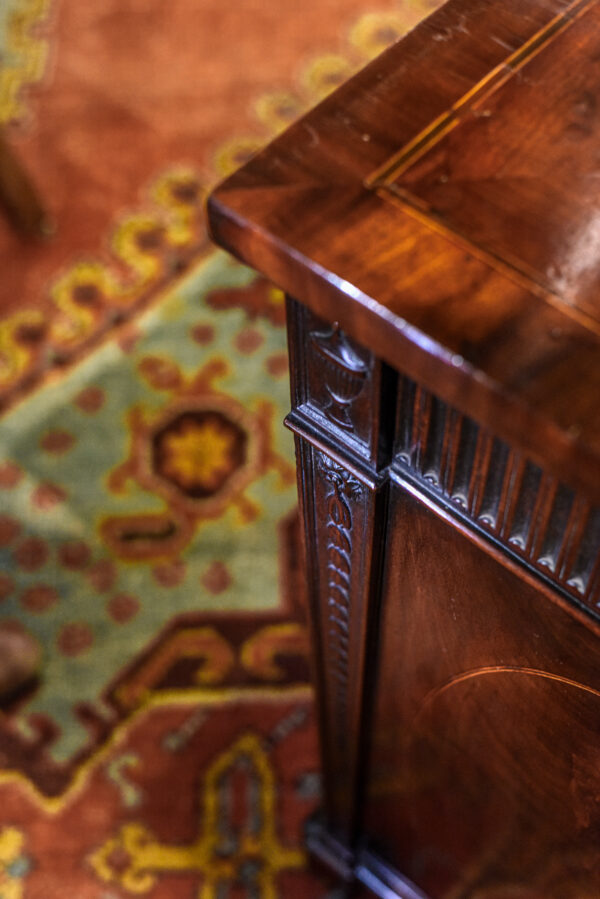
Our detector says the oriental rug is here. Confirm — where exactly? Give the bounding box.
[0,1,442,896]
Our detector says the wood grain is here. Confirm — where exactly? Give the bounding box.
[366,487,600,898]
[208,0,600,502]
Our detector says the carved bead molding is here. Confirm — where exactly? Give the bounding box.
[317,453,363,747]
[310,325,369,432]
[394,377,600,613]
[298,445,380,837]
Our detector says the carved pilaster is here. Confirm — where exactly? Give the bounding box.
[293,439,386,843]
[317,454,363,747]
[286,296,393,843]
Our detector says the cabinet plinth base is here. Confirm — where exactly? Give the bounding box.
[306,815,432,899]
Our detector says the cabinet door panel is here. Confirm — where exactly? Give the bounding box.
[365,485,600,899]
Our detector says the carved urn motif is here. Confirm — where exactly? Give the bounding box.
[310,324,368,431]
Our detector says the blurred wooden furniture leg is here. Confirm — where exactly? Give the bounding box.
[0,130,48,238]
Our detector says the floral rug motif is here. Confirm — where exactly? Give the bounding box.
[0,252,301,777]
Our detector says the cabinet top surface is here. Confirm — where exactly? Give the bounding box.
[384,3,600,318]
[207,0,600,498]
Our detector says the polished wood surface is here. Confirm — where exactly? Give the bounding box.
[368,488,600,898]
[207,2,600,896]
[280,300,600,897]
[385,6,600,317]
[208,0,600,502]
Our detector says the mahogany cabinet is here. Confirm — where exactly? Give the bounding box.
[207,1,600,895]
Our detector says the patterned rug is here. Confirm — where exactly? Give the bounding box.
[0,1,441,895]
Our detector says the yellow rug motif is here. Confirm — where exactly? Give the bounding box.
[90,732,305,898]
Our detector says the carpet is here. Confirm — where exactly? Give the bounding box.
[0,1,441,895]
